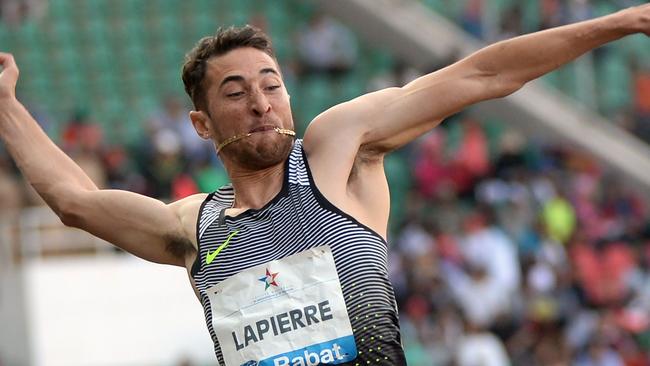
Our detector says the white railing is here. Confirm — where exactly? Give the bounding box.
[0,216,14,270]
[16,205,115,260]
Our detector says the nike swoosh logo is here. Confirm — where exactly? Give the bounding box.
[205,230,239,265]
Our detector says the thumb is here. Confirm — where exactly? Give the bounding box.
[0,52,20,92]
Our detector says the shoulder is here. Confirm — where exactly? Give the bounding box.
[302,87,403,156]
[168,193,210,250]
[302,101,363,155]
[168,193,210,214]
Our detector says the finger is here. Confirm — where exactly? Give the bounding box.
[0,52,19,78]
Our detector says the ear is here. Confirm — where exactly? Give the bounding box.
[189,110,212,140]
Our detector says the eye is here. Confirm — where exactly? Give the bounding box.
[226,91,245,98]
[265,85,281,91]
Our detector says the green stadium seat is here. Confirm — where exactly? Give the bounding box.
[521,0,541,33]
[119,0,147,21]
[47,0,74,20]
[121,41,148,67]
[296,2,317,19]
[384,152,412,233]
[87,43,113,68]
[622,34,650,64]
[89,79,121,115]
[193,12,217,37]
[156,0,182,14]
[87,0,112,19]
[266,4,291,33]
[421,0,449,17]
[297,76,334,129]
[593,1,618,17]
[3,0,393,147]
[338,73,365,102]
[14,21,43,49]
[368,49,394,75]
[51,20,77,42]
[194,166,230,193]
[600,53,632,114]
[81,18,111,47]
[156,14,182,36]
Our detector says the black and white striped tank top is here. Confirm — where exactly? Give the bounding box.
[191,140,406,365]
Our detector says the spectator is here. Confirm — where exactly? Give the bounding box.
[444,259,512,329]
[0,153,23,214]
[61,109,107,189]
[459,209,521,296]
[574,336,625,366]
[147,95,212,166]
[542,189,577,245]
[455,325,511,366]
[296,13,358,78]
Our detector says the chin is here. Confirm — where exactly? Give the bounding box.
[232,133,294,170]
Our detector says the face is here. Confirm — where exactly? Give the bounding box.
[194,47,294,171]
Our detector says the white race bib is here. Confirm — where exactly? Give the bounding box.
[208,245,357,366]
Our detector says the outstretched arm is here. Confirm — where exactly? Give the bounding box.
[0,53,195,266]
[302,4,649,238]
[306,4,650,155]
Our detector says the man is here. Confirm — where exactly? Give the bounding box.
[1,5,649,365]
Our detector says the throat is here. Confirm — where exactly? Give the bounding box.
[228,162,285,211]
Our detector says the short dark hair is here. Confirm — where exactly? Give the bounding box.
[181,25,276,111]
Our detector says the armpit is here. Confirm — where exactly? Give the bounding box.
[164,234,196,259]
[349,148,384,181]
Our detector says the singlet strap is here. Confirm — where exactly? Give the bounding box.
[218,207,227,227]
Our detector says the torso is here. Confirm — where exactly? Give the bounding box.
[183,140,406,366]
[179,135,392,295]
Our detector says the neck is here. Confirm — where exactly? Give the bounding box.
[224,161,285,210]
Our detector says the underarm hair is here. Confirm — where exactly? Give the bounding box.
[164,234,196,259]
[348,151,383,184]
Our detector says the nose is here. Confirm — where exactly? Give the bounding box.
[249,90,271,117]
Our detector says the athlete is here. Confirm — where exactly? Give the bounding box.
[1,5,650,365]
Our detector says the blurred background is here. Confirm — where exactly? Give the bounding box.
[1,0,650,365]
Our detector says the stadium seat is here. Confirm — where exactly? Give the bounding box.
[0,0,390,145]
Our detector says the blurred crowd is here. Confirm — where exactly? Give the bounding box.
[391,117,650,365]
[1,3,650,366]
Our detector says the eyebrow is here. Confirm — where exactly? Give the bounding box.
[219,68,280,89]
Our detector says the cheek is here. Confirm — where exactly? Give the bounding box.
[211,105,246,132]
[272,96,292,116]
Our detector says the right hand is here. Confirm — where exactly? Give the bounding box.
[619,3,650,37]
[0,52,19,101]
